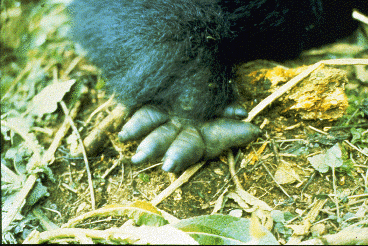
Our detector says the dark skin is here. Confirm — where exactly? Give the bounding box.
[118,105,261,172]
[68,0,366,173]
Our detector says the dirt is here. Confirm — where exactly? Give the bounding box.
[42,57,367,227]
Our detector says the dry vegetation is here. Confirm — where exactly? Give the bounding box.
[1,0,368,244]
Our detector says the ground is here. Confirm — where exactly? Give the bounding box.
[1,0,367,244]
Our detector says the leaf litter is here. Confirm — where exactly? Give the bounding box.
[1,0,368,244]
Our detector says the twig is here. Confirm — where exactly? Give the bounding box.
[80,103,127,156]
[210,174,233,201]
[344,108,360,126]
[257,139,290,198]
[83,94,115,129]
[228,150,272,211]
[299,227,368,245]
[101,156,126,180]
[60,101,96,210]
[62,183,78,193]
[331,165,340,221]
[245,59,368,122]
[261,162,290,198]
[228,150,242,188]
[132,162,163,179]
[2,174,38,233]
[353,9,368,25]
[211,187,229,214]
[42,100,81,164]
[308,125,328,135]
[270,139,280,165]
[309,125,368,157]
[1,98,81,232]
[61,56,83,80]
[301,171,317,193]
[321,198,367,213]
[1,120,42,162]
[32,206,59,231]
[254,139,306,144]
[210,151,249,201]
[1,120,43,232]
[106,134,128,181]
[43,207,62,219]
[344,140,368,157]
[1,61,34,102]
[324,123,368,131]
[286,198,328,244]
[150,162,205,206]
[342,219,368,232]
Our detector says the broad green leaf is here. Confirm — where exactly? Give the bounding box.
[29,79,76,117]
[131,225,198,244]
[63,201,168,228]
[172,214,278,245]
[308,143,343,173]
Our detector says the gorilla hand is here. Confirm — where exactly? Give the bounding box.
[118,105,261,173]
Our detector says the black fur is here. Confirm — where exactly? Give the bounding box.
[67,0,365,121]
[67,0,366,172]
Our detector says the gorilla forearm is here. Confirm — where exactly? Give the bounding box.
[68,0,366,172]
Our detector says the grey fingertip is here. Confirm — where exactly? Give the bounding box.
[161,127,205,173]
[131,151,147,164]
[234,107,248,118]
[202,119,262,159]
[222,103,248,119]
[118,129,130,142]
[162,158,177,173]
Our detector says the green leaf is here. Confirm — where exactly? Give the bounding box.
[172,214,279,245]
[350,128,367,145]
[26,181,49,206]
[271,210,285,223]
[130,225,199,244]
[308,143,343,173]
[138,172,150,182]
[350,128,362,144]
[63,201,168,228]
[29,79,76,117]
